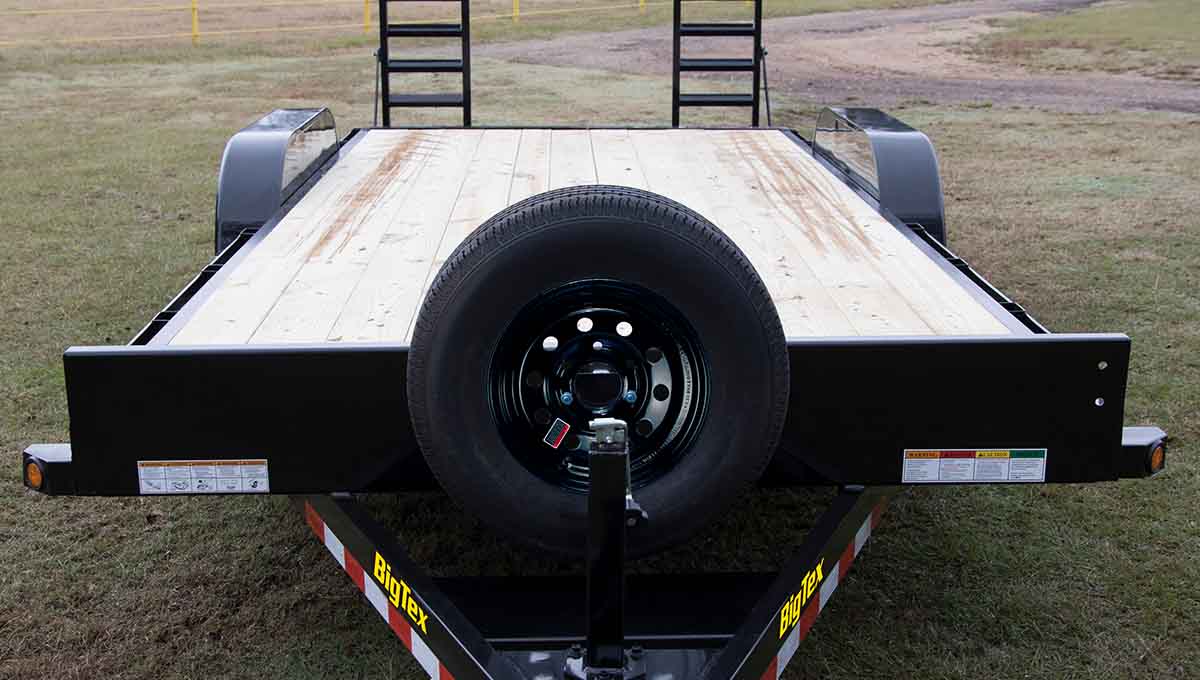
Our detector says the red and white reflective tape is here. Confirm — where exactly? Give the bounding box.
[305,501,455,680]
[761,503,884,680]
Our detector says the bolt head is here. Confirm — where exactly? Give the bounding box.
[561,392,574,405]
[624,390,637,403]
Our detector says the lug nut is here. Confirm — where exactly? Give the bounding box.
[624,390,637,403]
[561,392,574,406]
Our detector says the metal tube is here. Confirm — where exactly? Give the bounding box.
[671,0,681,127]
[585,419,631,674]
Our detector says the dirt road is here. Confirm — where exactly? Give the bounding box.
[483,0,1200,113]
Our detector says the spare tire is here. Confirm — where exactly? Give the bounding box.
[408,186,788,557]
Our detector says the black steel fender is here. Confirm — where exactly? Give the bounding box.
[214,108,338,253]
[812,107,947,245]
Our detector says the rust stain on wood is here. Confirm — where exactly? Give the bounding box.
[307,131,437,261]
[726,131,940,330]
[726,131,881,259]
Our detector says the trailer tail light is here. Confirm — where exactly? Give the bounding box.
[25,461,44,491]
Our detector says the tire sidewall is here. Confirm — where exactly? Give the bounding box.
[409,193,788,556]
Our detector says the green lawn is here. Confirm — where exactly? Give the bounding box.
[1,33,1197,680]
[976,0,1200,80]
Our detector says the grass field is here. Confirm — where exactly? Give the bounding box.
[0,0,953,50]
[976,0,1200,80]
[1,3,1198,679]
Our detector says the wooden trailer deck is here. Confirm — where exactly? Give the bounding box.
[169,128,1012,346]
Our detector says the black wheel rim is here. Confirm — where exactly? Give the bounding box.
[488,280,709,492]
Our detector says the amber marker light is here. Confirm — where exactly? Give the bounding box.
[1149,444,1166,475]
[25,461,44,491]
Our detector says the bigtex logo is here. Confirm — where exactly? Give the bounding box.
[373,552,429,634]
[778,558,825,638]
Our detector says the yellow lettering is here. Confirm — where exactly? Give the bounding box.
[407,597,420,622]
[373,553,387,583]
[388,576,402,608]
[778,559,831,639]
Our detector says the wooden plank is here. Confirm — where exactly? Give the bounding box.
[250,130,443,343]
[432,129,523,267]
[507,128,552,204]
[547,129,597,190]
[324,129,486,344]
[170,131,414,345]
[748,130,1009,335]
[403,129,524,342]
[720,130,949,335]
[172,128,1011,347]
[589,129,650,190]
[631,129,858,337]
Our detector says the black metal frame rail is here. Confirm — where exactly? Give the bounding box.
[672,0,762,127]
[379,0,472,127]
[297,470,892,680]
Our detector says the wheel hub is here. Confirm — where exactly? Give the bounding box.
[572,361,625,411]
[489,280,709,492]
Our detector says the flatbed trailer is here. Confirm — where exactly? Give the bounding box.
[19,2,1168,675]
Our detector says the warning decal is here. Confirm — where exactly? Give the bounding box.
[902,449,1046,484]
[543,418,571,449]
[137,459,270,495]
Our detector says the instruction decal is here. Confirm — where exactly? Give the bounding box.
[902,449,1046,484]
[137,459,270,494]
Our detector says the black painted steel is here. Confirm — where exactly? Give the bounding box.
[299,495,525,680]
[436,572,772,650]
[700,487,890,680]
[679,58,755,72]
[213,108,336,253]
[813,107,947,244]
[677,94,755,107]
[672,0,761,126]
[585,421,632,675]
[488,280,708,492]
[290,486,889,680]
[677,23,755,36]
[53,332,1132,497]
[378,0,470,126]
[61,344,417,495]
[782,334,1131,485]
[389,93,466,107]
[387,59,465,72]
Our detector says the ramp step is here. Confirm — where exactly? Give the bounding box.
[679,22,756,37]
[387,93,465,108]
[677,93,755,107]
[386,23,463,38]
[679,58,755,72]
[386,59,464,73]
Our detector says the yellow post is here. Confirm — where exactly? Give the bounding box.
[190,0,199,46]
[512,0,519,23]
[639,0,645,13]
[363,0,370,35]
